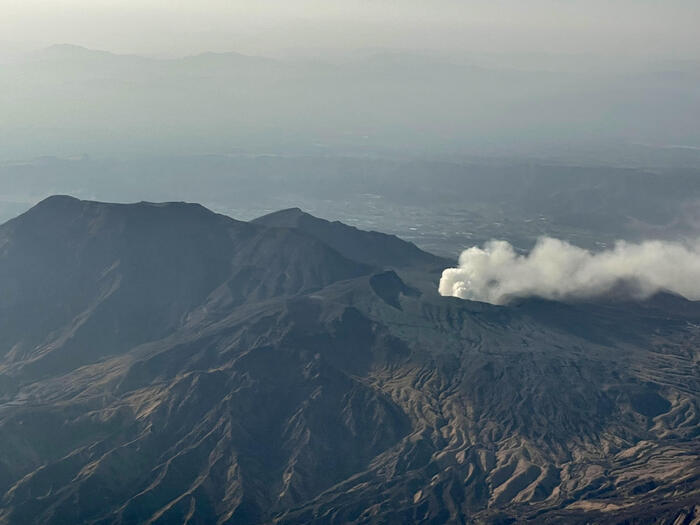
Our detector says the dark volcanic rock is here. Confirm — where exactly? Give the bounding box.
[0,197,697,525]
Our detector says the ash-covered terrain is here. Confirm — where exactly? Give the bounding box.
[0,196,698,524]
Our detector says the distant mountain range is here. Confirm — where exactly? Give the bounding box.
[0,196,698,524]
[3,43,700,161]
[28,44,282,71]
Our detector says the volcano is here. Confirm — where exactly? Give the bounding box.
[0,196,697,524]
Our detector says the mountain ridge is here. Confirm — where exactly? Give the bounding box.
[0,196,372,383]
[254,207,451,270]
[0,196,697,524]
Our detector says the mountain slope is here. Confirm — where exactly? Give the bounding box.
[253,207,450,270]
[0,196,370,383]
[0,197,697,524]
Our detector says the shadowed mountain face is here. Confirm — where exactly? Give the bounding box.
[0,197,370,384]
[0,197,698,524]
[253,207,451,270]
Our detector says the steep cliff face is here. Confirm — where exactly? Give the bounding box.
[0,198,697,524]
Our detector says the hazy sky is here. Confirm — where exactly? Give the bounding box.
[2,0,699,58]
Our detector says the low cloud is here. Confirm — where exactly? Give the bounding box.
[439,237,700,305]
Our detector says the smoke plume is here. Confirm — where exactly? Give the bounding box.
[439,237,700,305]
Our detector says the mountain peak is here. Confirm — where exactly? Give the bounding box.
[37,44,116,60]
[0,197,373,379]
[35,194,81,206]
[10,194,86,225]
[254,207,309,225]
[254,207,450,269]
[12,195,219,225]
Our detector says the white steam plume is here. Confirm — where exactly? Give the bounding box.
[439,237,700,305]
